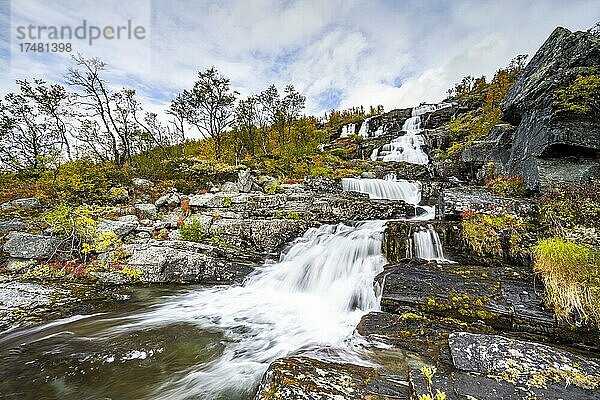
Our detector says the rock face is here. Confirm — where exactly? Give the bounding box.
[497,27,600,191]
[122,239,259,284]
[2,232,62,259]
[253,356,407,400]
[0,218,29,234]
[439,186,537,220]
[461,123,516,178]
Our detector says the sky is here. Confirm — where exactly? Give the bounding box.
[0,0,599,118]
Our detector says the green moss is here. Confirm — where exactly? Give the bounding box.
[484,175,525,197]
[121,266,143,281]
[223,196,232,207]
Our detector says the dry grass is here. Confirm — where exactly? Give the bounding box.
[533,237,600,326]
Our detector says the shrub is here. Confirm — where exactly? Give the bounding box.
[484,175,525,197]
[539,181,600,235]
[553,69,600,117]
[179,218,204,242]
[264,181,284,194]
[533,237,600,326]
[460,213,525,258]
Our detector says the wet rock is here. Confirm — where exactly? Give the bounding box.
[0,197,42,211]
[0,218,29,234]
[303,176,343,194]
[254,356,408,400]
[97,215,139,238]
[134,203,157,220]
[357,311,494,365]
[422,104,457,130]
[410,332,600,400]
[2,232,62,259]
[122,239,259,284]
[379,260,553,335]
[440,186,537,220]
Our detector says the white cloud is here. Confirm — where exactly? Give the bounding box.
[0,0,599,119]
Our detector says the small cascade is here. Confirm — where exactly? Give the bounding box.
[407,224,446,261]
[355,115,384,138]
[340,123,356,138]
[371,103,450,164]
[341,177,421,204]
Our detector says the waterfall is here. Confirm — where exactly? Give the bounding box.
[340,123,356,138]
[371,103,450,164]
[341,177,421,204]
[134,221,388,399]
[407,224,446,261]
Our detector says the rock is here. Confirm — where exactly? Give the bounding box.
[0,282,69,329]
[411,332,600,400]
[0,197,42,211]
[254,356,408,400]
[255,175,277,188]
[155,191,181,209]
[209,218,307,254]
[357,311,494,365]
[500,27,600,191]
[360,171,377,179]
[461,123,516,178]
[107,186,129,203]
[220,181,240,194]
[97,216,139,238]
[237,169,255,193]
[440,186,537,221]
[378,259,599,348]
[122,239,259,284]
[134,203,157,219]
[131,178,154,191]
[5,258,36,272]
[2,232,62,259]
[0,218,29,234]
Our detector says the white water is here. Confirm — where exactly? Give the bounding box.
[371,103,451,164]
[118,221,387,399]
[340,123,356,138]
[341,177,422,204]
[408,224,446,261]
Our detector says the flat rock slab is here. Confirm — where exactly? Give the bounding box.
[450,332,600,392]
[254,355,408,400]
[379,260,556,337]
[357,311,494,365]
[123,239,259,284]
[410,332,600,400]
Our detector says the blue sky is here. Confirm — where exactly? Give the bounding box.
[1,0,599,116]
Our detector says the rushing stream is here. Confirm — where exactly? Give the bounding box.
[0,221,388,400]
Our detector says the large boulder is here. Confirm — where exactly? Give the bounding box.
[97,215,139,238]
[122,239,258,284]
[2,232,62,259]
[254,356,407,400]
[500,27,600,191]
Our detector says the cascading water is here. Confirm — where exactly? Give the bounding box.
[340,123,356,138]
[408,224,446,261]
[0,221,388,399]
[341,177,421,204]
[371,103,451,164]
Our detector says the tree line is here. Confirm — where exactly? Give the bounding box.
[0,54,307,176]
